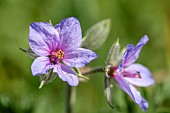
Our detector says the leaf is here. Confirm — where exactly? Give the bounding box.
[82,19,111,50]
[104,76,114,108]
[19,48,38,59]
[106,38,121,66]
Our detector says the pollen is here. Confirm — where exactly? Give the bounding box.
[55,49,64,59]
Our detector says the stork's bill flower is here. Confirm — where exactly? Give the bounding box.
[109,35,154,111]
[29,17,98,86]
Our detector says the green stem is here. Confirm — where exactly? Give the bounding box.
[81,67,104,75]
[65,84,76,113]
[65,66,103,113]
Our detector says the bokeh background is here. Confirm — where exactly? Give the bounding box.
[0,0,170,113]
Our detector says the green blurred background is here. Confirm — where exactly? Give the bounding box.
[0,0,170,113]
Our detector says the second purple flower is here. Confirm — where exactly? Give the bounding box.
[105,35,154,111]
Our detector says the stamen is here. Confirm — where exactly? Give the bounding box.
[54,49,64,59]
[135,73,141,78]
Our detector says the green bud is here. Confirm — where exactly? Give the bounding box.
[82,19,111,50]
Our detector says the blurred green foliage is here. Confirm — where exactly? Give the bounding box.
[0,0,170,113]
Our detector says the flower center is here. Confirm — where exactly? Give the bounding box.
[105,64,141,78]
[50,49,64,64]
[105,64,118,77]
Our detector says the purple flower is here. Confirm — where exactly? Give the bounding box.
[112,35,154,111]
[29,17,98,86]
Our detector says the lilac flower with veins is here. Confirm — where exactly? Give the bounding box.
[108,35,154,111]
[29,17,98,86]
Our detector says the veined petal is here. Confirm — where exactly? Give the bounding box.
[120,44,134,68]
[31,57,54,76]
[63,48,98,68]
[129,85,149,111]
[124,35,149,66]
[123,63,154,87]
[55,17,82,52]
[53,64,79,86]
[136,35,149,47]
[139,97,149,111]
[29,22,59,56]
[114,75,141,104]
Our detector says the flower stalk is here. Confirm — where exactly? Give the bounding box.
[80,67,104,75]
[65,84,76,113]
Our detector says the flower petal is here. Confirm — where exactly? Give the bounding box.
[63,48,98,68]
[31,57,54,76]
[29,22,59,56]
[139,97,149,111]
[129,85,149,111]
[53,64,79,86]
[114,75,141,104]
[55,17,82,52]
[123,35,149,66]
[123,63,154,87]
[119,44,134,68]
